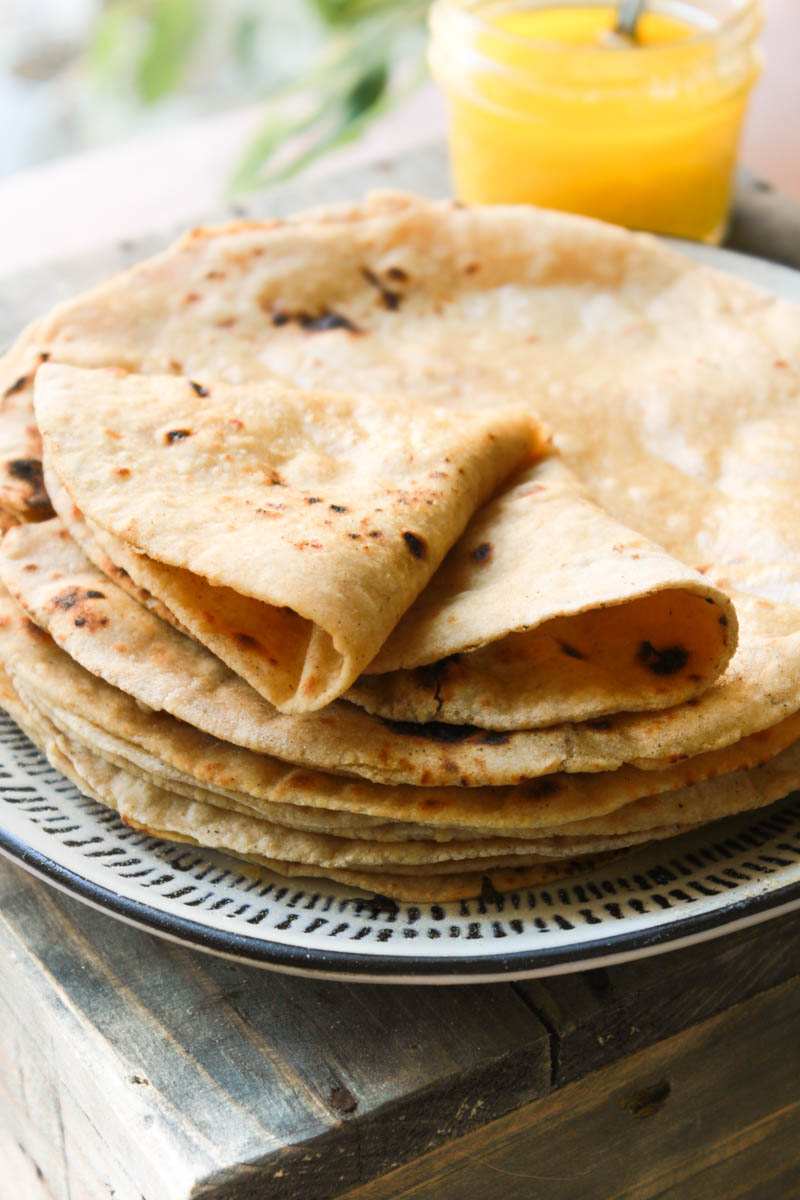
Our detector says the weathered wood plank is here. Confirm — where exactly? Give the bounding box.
[0,1133,54,1200]
[518,908,800,1085]
[0,858,551,1200]
[340,971,800,1200]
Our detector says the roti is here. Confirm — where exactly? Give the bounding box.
[0,664,632,901]
[2,579,798,842]
[7,663,798,901]
[350,455,736,727]
[0,520,797,789]
[35,363,540,712]
[44,427,737,731]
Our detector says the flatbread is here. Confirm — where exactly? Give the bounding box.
[2,577,798,843]
[1,520,798,789]
[46,448,736,731]
[16,662,800,847]
[350,455,736,726]
[2,580,797,900]
[43,458,186,629]
[15,681,668,868]
[0,665,627,900]
[0,322,52,521]
[9,671,800,902]
[35,363,539,712]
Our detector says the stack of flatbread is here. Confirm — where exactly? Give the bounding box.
[0,192,799,902]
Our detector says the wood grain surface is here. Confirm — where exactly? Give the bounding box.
[0,859,550,1200]
[1,144,800,1200]
[3,853,800,1200]
[340,974,800,1200]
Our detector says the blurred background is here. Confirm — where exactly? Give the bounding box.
[0,0,430,190]
[0,0,797,270]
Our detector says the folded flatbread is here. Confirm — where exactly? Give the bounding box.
[45,436,737,730]
[35,363,540,711]
[349,455,736,726]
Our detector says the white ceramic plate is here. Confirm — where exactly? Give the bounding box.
[1,242,799,984]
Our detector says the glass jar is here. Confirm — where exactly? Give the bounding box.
[429,0,762,242]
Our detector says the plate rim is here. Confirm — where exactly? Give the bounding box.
[4,809,800,983]
[3,238,800,982]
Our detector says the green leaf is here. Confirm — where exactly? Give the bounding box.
[343,61,388,122]
[85,1,139,88]
[309,0,413,28]
[136,0,206,104]
[233,12,262,72]
[229,37,428,196]
[228,100,333,196]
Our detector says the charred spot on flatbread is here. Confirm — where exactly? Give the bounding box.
[232,631,278,664]
[403,531,427,559]
[470,542,493,564]
[361,267,403,311]
[480,730,510,745]
[3,375,29,398]
[49,585,109,632]
[379,717,478,743]
[269,307,363,334]
[52,587,81,611]
[524,777,561,799]
[7,458,50,512]
[637,641,689,677]
[377,717,509,747]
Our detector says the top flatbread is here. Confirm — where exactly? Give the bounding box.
[352,455,736,726]
[44,433,737,731]
[35,363,539,712]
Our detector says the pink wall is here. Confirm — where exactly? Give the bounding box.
[741,0,800,199]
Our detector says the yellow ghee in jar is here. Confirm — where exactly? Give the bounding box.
[429,1,762,241]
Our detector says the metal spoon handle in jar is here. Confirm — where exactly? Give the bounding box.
[614,0,645,39]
